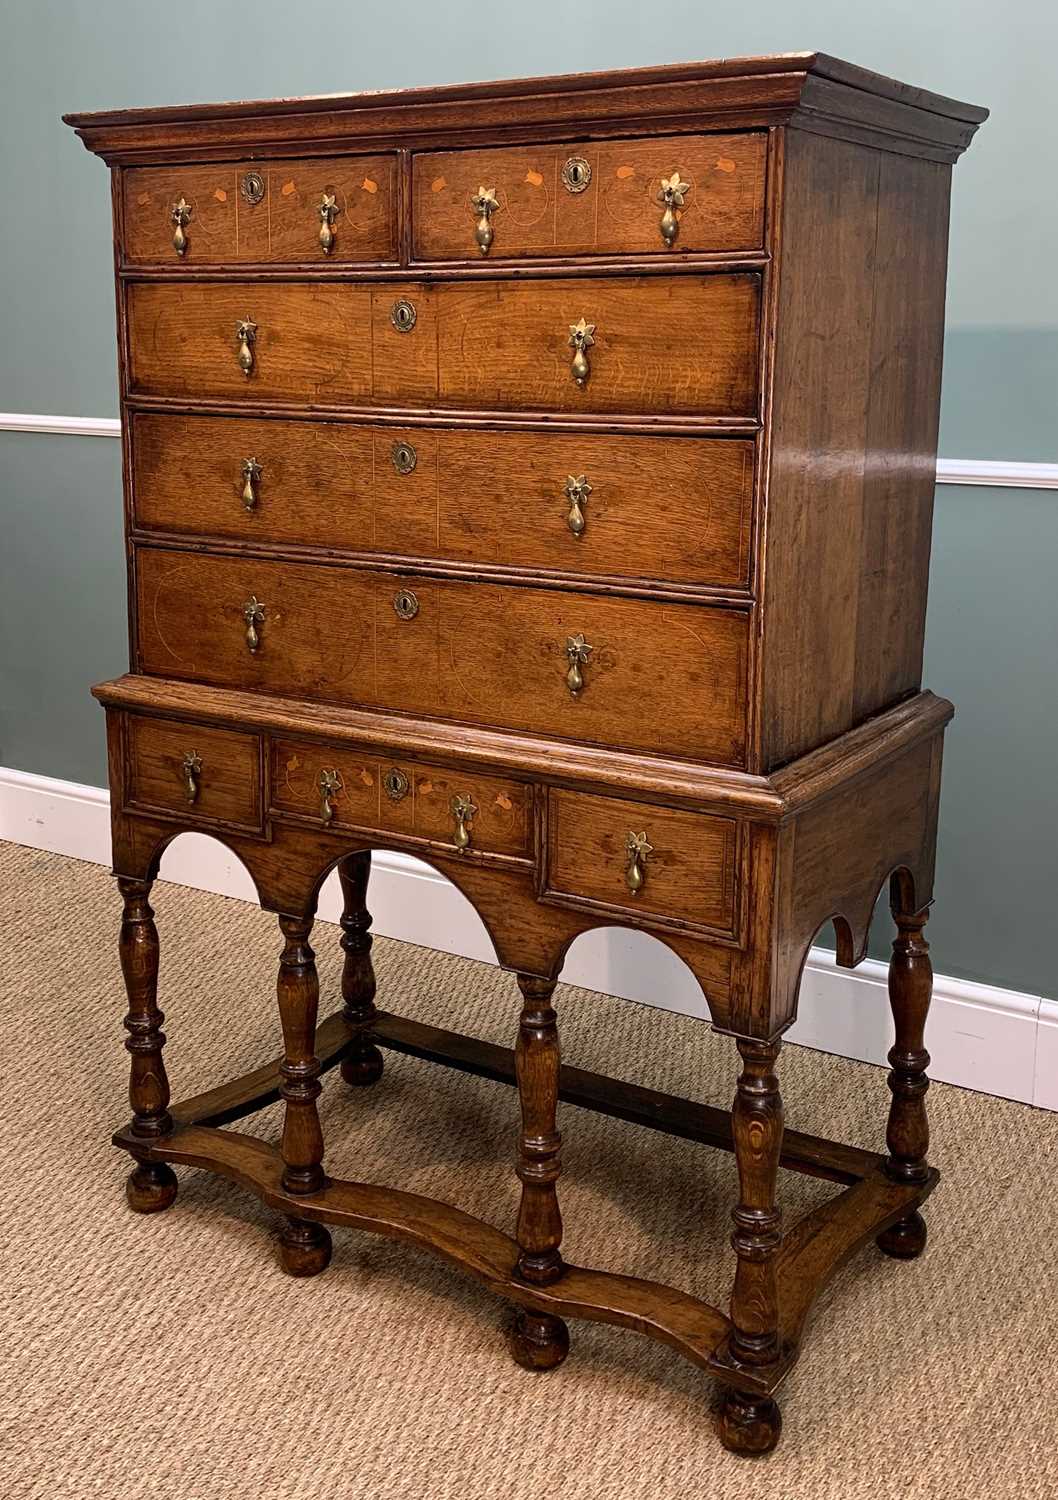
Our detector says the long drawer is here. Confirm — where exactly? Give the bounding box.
[122,155,399,265]
[412,132,767,261]
[125,275,760,416]
[135,548,749,764]
[130,412,754,589]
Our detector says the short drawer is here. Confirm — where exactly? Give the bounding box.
[122,155,398,265]
[545,788,740,938]
[130,412,754,590]
[413,132,766,261]
[125,714,262,830]
[135,549,749,766]
[126,274,760,417]
[271,740,531,859]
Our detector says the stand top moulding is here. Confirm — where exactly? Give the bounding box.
[64,51,987,163]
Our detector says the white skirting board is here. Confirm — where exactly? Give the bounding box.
[2,763,1053,1111]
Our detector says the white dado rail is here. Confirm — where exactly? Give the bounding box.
[2,412,1056,489]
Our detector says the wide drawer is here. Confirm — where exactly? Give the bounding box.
[413,132,766,261]
[271,739,531,859]
[130,412,754,589]
[135,549,749,765]
[545,788,739,938]
[125,275,760,416]
[125,713,262,830]
[122,155,398,265]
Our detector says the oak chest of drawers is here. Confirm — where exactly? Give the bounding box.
[67,52,985,1456]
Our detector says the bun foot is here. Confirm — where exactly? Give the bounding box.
[877,1209,927,1260]
[509,1310,570,1371]
[340,1045,384,1088]
[126,1161,178,1214]
[279,1217,333,1277]
[717,1389,782,1457]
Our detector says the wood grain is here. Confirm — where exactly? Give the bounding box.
[123,154,398,265]
[134,548,750,764]
[127,712,262,830]
[412,131,766,260]
[130,412,754,590]
[126,274,760,416]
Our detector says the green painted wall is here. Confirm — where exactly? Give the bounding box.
[1,1,1056,996]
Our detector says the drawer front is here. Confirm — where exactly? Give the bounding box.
[122,156,398,265]
[546,788,739,936]
[135,550,749,765]
[271,740,531,858]
[126,275,760,417]
[126,714,262,830]
[131,412,754,589]
[413,133,766,261]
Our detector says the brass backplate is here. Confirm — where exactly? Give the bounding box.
[561,156,592,194]
[240,170,266,205]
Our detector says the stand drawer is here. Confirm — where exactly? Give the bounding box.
[125,714,262,830]
[270,740,531,859]
[545,788,740,938]
[413,132,766,261]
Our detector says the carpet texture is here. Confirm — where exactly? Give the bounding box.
[1,839,1055,1499]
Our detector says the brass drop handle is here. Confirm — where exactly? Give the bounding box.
[565,474,592,537]
[181,750,202,805]
[241,457,262,512]
[565,633,592,697]
[235,319,257,377]
[319,768,342,824]
[657,172,690,249]
[170,198,192,256]
[451,793,477,852]
[243,595,265,653]
[471,186,499,256]
[568,318,596,388]
[318,192,340,255]
[625,831,653,895]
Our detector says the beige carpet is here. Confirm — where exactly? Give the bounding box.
[2,839,1056,1499]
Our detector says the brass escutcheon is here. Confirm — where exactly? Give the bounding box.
[391,440,417,475]
[318,191,340,255]
[390,298,417,333]
[318,767,343,824]
[393,589,419,620]
[170,198,192,257]
[240,171,266,206]
[383,767,410,802]
[241,457,262,512]
[181,750,202,805]
[561,156,592,194]
[625,831,653,895]
[657,172,691,248]
[565,632,592,696]
[451,793,478,852]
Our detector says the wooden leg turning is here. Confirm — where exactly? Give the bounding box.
[509,974,569,1371]
[337,853,384,1089]
[878,888,933,1261]
[720,1036,784,1455]
[118,877,177,1214]
[276,913,331,1276]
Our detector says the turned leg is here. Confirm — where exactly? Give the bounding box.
[337,852,384,1088]
[877,889,933,1260]
[509,974,569,1371]
[719,1037,784,1456]
[117,877,178,1214]
[276,913,331,1277]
